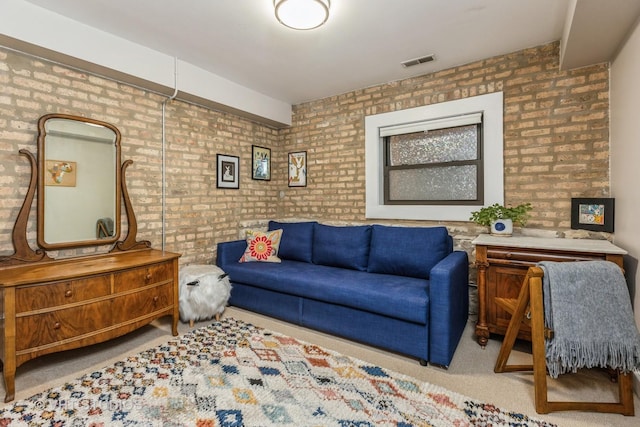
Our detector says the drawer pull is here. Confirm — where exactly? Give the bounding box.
[53,322,61,330]
[145,273,152,281]
[153,296,159,303]
[65,290,73,298]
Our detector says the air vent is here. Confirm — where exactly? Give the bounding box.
[401,54,435,68]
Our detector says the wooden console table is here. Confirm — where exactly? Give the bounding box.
[0,249,180,402]
[473,235,627,347]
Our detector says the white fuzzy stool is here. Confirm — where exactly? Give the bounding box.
[179,264,231,327]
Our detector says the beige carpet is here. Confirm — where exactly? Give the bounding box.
[2,307,638,426]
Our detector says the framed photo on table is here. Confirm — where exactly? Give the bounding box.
[251,145,271,181]
[571,197,614,232]
[288,151,307,187]
[216,154,239,189]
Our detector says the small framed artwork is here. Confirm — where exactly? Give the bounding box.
[288,151,307,187]
[251,145,271,180]
[571,197,614,232]
[216,154,239,189]
[45,160,77,187]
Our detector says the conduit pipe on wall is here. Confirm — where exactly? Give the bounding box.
[161,57,179,252]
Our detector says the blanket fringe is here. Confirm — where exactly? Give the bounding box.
[546,340,640,378]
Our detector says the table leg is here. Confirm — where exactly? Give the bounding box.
[475,260,489,347]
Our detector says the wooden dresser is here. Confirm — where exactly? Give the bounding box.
[0,249,180,402]
[473,235,627,347]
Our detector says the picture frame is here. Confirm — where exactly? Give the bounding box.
[44,160,77,187]
[571,197,614,233]
[251,145,271,180]
[288,151,307,187]
[216,154,239,189]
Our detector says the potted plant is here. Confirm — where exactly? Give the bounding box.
[469,203,532,235]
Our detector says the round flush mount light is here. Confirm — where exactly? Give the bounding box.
[274,0,330,30]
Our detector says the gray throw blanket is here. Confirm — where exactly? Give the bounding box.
[539,260,640,378]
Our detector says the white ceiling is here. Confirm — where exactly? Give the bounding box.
[16,0,578,105]
[7,0,640,116]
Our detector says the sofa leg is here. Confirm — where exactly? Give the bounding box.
[419,359,428,366]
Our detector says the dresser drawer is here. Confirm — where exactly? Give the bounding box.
[16,300,112,351]
[15,275,111,313]
[111,282,174,324]
[113,262,173,292]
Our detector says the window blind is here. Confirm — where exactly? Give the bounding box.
[379,112,482,137]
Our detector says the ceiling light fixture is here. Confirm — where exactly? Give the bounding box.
[274,0,330,30]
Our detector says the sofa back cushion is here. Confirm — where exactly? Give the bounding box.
[268,221,316,263]
[312,224,372,271]
[367,225,451,279]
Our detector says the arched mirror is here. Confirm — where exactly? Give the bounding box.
[36,114,122,250]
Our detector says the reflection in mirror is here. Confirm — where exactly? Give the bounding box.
[37,114,121,250]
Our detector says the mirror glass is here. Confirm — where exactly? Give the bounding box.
[37,114,121,250]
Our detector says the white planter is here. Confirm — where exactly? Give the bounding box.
[491,218,513,236]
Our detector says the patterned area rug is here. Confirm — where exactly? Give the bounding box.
[0,318,556,426]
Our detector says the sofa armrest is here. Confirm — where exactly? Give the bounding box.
[428,250,469,367]
[216,240,246,268]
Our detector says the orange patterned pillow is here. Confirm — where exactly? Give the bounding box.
[239,229,283,263]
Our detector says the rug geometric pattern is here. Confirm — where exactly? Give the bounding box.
[0,318,556,426]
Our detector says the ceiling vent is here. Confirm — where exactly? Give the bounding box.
[401,54,435,68]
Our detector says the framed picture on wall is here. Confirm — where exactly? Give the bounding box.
[288,151,307,187]
[252,145,271,180]
[571,197,614,232]
[45,160,77,187]
[216,154,239,189]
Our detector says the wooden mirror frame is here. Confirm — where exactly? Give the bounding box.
[0,114,150,266]
[36,114,122,250]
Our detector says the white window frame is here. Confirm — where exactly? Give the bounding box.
[365,92,504,221]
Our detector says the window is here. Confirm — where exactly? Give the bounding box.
[365,92,504,221]
[382,114,483,205]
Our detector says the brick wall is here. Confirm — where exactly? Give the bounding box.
[281,42,610,234]
[0,41,611,266]
[0,47,278,265]
[162,104,280,263]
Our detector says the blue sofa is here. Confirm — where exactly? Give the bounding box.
[216,221,469,367]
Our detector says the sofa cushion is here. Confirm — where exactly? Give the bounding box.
[223,260,428,324]
[239,229,282,263]
[367,225,450,279]
[312,224,372,271]
[268,221,316,263]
